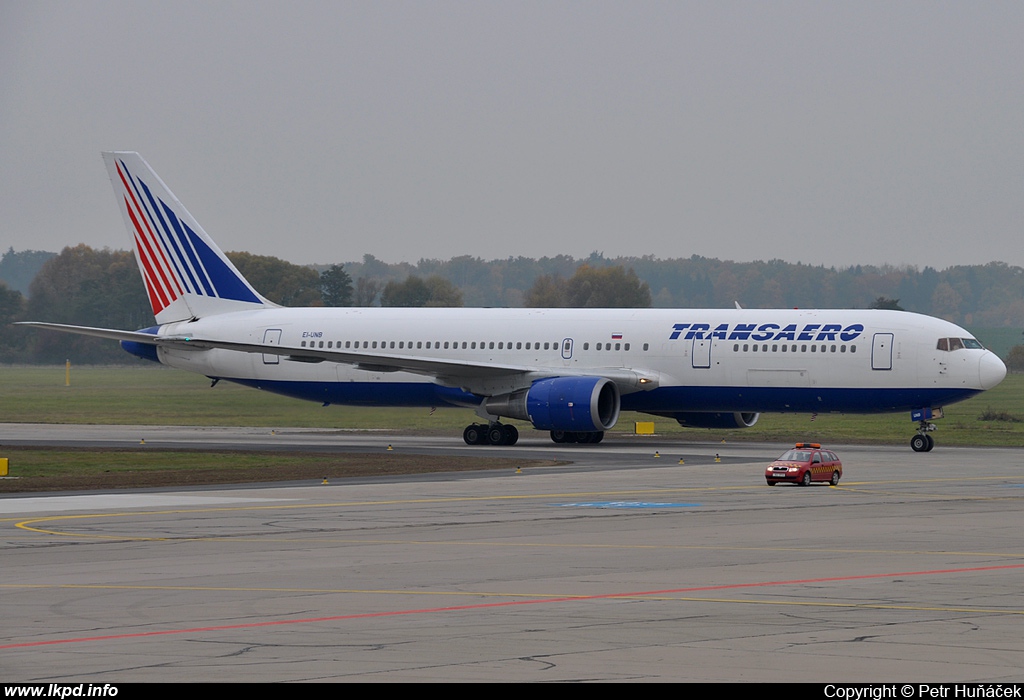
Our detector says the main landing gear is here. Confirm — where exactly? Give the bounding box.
[910,420,936,452]
[463,422,519,446]
[550,430,604,444]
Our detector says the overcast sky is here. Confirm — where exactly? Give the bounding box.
[2,1,1022,270]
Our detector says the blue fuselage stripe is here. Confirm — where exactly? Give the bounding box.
[209,378,979,415]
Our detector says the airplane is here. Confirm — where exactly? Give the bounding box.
[19,152,1007,451]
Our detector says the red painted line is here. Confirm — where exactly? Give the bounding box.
[4,562,1022,650]
[117,163,181,299]
[124,196,173,311]
[132,229,167,314]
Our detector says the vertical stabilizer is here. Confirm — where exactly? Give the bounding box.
[102,152,274,323]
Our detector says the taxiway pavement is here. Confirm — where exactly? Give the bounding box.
[2,427,1023,681]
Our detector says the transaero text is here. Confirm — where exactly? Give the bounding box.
[670,322,865,342]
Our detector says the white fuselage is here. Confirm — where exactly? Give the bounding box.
[146,307,1005,417]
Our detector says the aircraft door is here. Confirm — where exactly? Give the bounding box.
[561,338,573,360]
[871,333,893,370]
[692,337,712,369]
[262,329,282,365]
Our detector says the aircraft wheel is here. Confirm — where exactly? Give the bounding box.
[550,430,567,444]
[463,424,485,446]
[910,434,928,452]
[925,434,935,452]
[591,431,604,444]
[487,425,507,445]
[503,424,519,446]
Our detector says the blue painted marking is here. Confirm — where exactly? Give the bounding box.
[621,386,981,414]
[120,326,161,363]
[554,501,701,509]
[164,377,982,415]
[182,219,261,303]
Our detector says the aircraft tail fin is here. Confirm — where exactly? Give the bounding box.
[102,152,275,324]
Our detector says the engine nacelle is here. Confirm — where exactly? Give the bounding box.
[672,412,760,429]
[483,376,621,432]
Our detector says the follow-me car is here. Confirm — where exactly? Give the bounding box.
[766,443,842,486]
[18,153,1007,448]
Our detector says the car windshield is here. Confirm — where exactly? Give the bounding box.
[778,450,810,461]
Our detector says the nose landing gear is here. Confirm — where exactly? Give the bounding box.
[910,421,936,452]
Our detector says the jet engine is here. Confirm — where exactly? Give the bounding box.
[484,376,620,432]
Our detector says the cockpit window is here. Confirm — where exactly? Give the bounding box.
[937,337,984,352]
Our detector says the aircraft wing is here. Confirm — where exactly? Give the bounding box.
[16,322,658,393]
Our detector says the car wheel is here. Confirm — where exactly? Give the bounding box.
[766,480,777,486]
[801,470,812,487]
[830,470,840,486]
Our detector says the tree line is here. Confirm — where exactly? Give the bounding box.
[2,244,1023,364]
